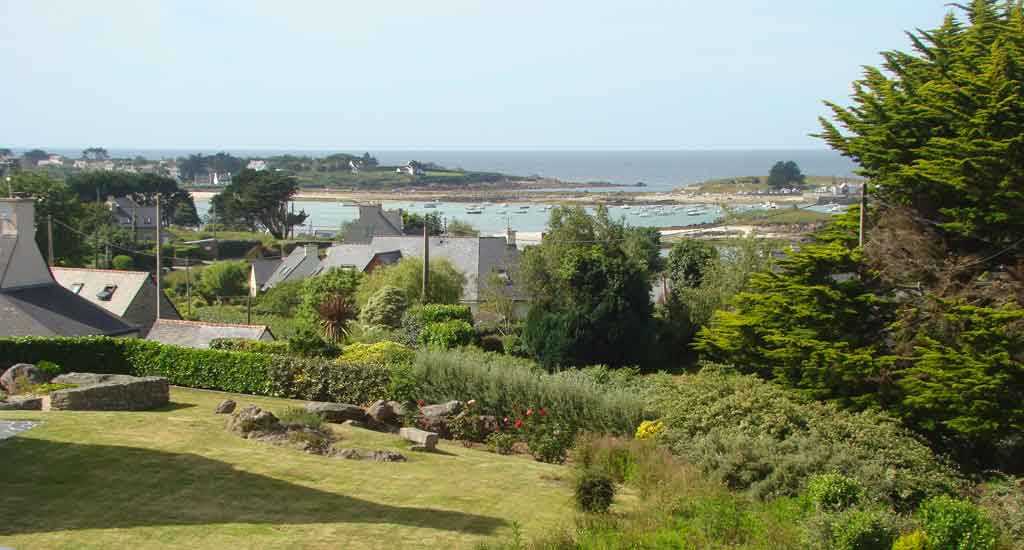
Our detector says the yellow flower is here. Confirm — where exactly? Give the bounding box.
[635,420,665,440]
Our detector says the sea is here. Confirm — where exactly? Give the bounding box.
[39,148,859,235]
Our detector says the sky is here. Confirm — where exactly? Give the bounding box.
[1,1,951,151]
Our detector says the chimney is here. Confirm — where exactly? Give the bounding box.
[0,198,55,289]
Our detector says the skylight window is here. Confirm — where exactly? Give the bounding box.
[96,284,117,301]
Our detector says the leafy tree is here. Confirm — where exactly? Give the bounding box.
[520,206,658,369]
[177,152,244,182]
[358,285,408,328]
[446,219,479,236]
[666,239,718,290]
[356,258,466,306]
[401,212,442,236]
[210,169,307,238]
[817,0,1024,252]
[360,152,378,167]
[479,270,518,335]
[8,173,88,266]
[255,279,304,316]
[298,267,363,329]
[111,255,134,270]
[195,261,249,303]
[0,148,13,157]
[81,147,109,161]
[67,171,197,228]
[21,149,48,164]
[767,160,806,189]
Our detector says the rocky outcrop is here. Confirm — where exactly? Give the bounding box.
[399,427,438,451]
[332,448,407,462]
[0,396,43,411]
[1,364,49,394]
[214,400,237,414]
[419,400,463,418]
[305,402,366,423]
[366,400,397,424]
[227,405,283,437]
[48,374,169,411]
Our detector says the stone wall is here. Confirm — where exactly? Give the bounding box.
[49,375,169,411]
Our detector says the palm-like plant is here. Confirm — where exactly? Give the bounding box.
[316,295,357,343]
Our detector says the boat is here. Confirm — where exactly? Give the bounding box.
[466,208,483,215]
[621,205,632,210]
[424,203,437,209]
[686,208,708,216]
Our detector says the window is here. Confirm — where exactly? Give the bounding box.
[70,282,84,295]
[96,285,117,301]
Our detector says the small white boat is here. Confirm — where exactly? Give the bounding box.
[466,208,483,215]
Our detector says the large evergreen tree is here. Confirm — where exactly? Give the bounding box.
[210,169,307,238]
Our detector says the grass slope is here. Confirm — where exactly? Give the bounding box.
[0,388,576,549]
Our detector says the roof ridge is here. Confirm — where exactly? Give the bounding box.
[154,318,269,331]
[51,267,150,276]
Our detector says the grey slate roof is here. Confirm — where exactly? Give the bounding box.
[51,267,152,317]
[0,284,139,337]
[146,319,274,349]
[262,245,321,290]
[110,197,158,229]
[320,236,521,302]
[342,205,404,244]
[250,259,281,289]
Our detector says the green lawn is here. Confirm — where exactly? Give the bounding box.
[0,387,578,549]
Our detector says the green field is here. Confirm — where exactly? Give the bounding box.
[724,206,833,225]
[0,387,580,549]
[692,175,848,194]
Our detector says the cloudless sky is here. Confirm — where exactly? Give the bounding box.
[1,1,951,150]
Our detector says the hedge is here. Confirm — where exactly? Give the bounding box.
[0,337,388,405]
[419,304,473,324]
[209,338,291,355]
[419,320,475,349]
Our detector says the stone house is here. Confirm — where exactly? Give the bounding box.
[51,267,181,337]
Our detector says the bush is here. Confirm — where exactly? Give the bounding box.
[806,473,863,511]
[277,406,325,430]
[386,362,421,403]
[635,419,665,440]
[410,348,645,436]
[419,320,475,349]
[892,531,928,550]
[919,495,998,550]
[573,434,638,484]
[486,431,516,455]
[35,360,62,377]
[265,355,391,406]
[575,470,616,513]
[828,509,896,550]
[194,261,249,303]
[338,341,414,368]
[209,338,291,355]
[216,239,263,259]
[286,328,341,358]
[448,406,492,446]
[358,286,407,328]
[397,308,425,347]
[977,477,1024,549]
[111,255,134,270]
[516,408,575,464]
[419,304,473,324]
[648,368,964,508]
[28,383,77,395]
[478,334,504,354]
[255,280,304,316]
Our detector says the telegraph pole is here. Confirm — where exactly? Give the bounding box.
[155,195,162,320]
[47,215,54,267]
[858,182,868,247]
[422,222,430,302]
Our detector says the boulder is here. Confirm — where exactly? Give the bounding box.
[370,450,407,462]
[366,400,397,424]
[399,427,438,451]
[214,399,237,414]
[48,376,169,411]
[387,400,408,417]
[0,396,43,411]
[331,448,406,462]
[306,402,366,423]
[1,364,49,394]
[227,405,281,436]
[419,400,463,418]
[51,372,128,386]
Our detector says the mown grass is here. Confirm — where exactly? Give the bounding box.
[0,387,577,550]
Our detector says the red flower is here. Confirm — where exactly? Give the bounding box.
[526,409,533,416]
[514,420,523,428]
[419,419,428,428]
[539,408,548,416]
[417,399,425,407]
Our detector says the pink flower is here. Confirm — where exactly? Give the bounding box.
[503,417,509,424]
[514,420,523,428]
[539,408,548,416]
[526,409,533,416]
[467,399,476,406]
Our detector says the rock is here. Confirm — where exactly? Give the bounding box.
[370,450,407,462]
[399,427,438,451]
[1,364,49,394]
[51,372,126,386]
[306,402,366,423]
[419,400,462,418]
[48,376,169,411]
[366,400,397,424]
[334,448,363,460]
[227,405,282,435]
[332,448,406,462]
[214,399,237,414]
[387,400,408,417]
[0,396,43,410]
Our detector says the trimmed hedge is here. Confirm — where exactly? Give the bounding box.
[209,338,291,355]
[419,320,475,349]
[0,337,388,406]
[419,304,473,324]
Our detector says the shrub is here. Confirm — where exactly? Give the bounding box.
[278,406,325,430]
[419,320,475,349]
[29,383,76,395]
[411,348,645,436]
[575,470,616,513]
[397,307,425,347]
[486,431,516,455]
[892,531,928,550]
[419,304,473,324]
[338,341,414,368]
[828,509,896,550]
[265,355,391,406]
[111,255,134,270]
[448,401,491,446]
[386,362,421,403]
[209,338,291,355]
[573,434,638,484]
[516,407,575,464]
[635,419,665,440]
[918,495,998,550]
[286,328,341,358]
[649,368,964,508]
[194,261,249,303]
[806,473,863,511]
[35,360,62,377]
[479,334,504,354]
[255,280,304,316]
[977,477,1024,549]
[358,286,407,328]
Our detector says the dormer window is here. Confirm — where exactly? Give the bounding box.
[70,283,84,295]
[96,285,117,301]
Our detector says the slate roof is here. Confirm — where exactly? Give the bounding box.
[250,259,281,289]
[262,245,321,290]
[51,267,152,317]
[110,197,158,229]
[146,319,274,349]
[0,284,139,337]
[342,205,404,244]
[319,236,521,302]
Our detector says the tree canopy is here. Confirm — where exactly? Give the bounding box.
[767,161,806,189]
[210,169,307,239]
[355,258,466,306]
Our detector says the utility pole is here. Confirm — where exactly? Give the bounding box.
[46,215,54,267]
[155,195,162,320]
[247,294,252,325]
[422,221,430,302]
[858,182,868,247]
[186,258,192,317]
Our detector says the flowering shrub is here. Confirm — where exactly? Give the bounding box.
[448,399,492,446]
[486,431,516,455]
[918,496,997,550]
[635,420,665,440]
[514,407,576,464]
[891,531,927,550]
[806,473,863,511]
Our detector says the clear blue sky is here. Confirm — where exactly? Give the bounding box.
[1,1,950,150]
